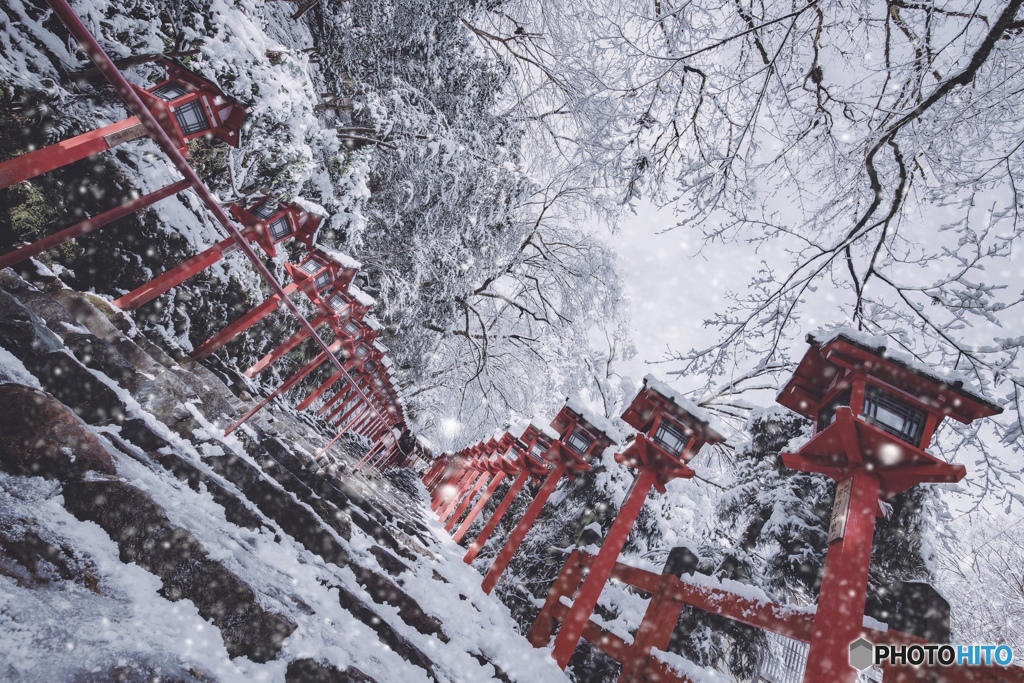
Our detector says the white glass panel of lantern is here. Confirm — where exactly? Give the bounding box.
[862,385,926,446]
[343,321,360,336]
[267,216,291,240]
[652,420,691,457]
[817,390,851,434]
[566,428,593,455]
[171,99,210,135]
[503,448,518,463]
[253,200,278,219]
[300,258,323,275]
[328,296,349,313]
[151,82,189,101]
[356,345,369,357]
[366,361,377,371]
[314,272,331,290]
[529,441,547,463]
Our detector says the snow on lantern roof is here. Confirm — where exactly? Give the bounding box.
[564,397,630,444]
[641,374,728,442]
[381,356,393,368]
[530,419,561,443]
[364,316,382,330]
[349,285,377,308]
[780,326,1002,422]
[315,246,362,271]
[372,340,388,354]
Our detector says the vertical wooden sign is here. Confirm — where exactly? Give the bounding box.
[827,477,853,543]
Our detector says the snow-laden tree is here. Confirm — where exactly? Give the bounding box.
[460,0,1024,507]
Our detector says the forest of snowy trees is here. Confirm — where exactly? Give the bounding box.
[2,0,1024,680]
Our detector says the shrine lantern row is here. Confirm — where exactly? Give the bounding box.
[776,329,1001,683]
[428,328,1002,683]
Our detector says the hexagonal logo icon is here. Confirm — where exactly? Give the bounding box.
[849,637,874,671]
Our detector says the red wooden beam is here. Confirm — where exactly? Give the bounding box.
[0,178,192,270]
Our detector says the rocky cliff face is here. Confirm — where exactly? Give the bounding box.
[0,266,567,683]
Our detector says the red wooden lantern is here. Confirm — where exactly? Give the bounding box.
[192,248,360,359]
[481,403,616,594]
[113,198,324,310]
[0,58,245,190]
[0,59,248,270]
[551,375,726,668]
[775,329,1001,683]
[463,420,560,563]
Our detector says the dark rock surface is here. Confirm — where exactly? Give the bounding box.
[0,383,117,480]
[62,478,297,662]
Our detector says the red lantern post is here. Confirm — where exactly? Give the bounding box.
[463,421,558,564]
[113,199,323,310]
[480,403,615,594]
[0,58,245,191]
[775,329,1002,683]
[191,248,358,359]
[0,59,247,269]
[550,376,726,668]
[442,435,507,529]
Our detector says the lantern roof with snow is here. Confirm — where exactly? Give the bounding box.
[777,328,1003,499]
[548,402,618,475]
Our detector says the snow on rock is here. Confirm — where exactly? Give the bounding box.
[0,272,568,683]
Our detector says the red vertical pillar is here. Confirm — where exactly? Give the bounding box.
[616,575,685,683]
[464,469,531,564]
[452,472,505,543]
[528,550,586,647]
[445,472,493,531]
[802,470,880,683]
[481,463,566,594]
[192,283,297,359]
[0,178,192,270]
[552,469,656,667]
[296,370,344,411]
[114,236,234,310]
[434,468,473,511]
[439,470,483,521]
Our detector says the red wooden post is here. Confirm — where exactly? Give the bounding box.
[296,370,344,411]
[445,471,493,531]
[552,468,658,668]
[481,461,567,594]
[245,314,328,377]
[439,468,483,521]
[772,330,1003,683]
[192,283,297,359]
[551,377,726,669]
[114,237,234,309]
[224,342,339,434]
[452,471,505,543]
[464,468,531,563]
[802,467,880,683]
[528,549,587,647]
[617,575,686,683]
[0,178,192,270]
[435,466,474,512]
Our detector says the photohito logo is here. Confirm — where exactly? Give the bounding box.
[849,638,1014,671]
